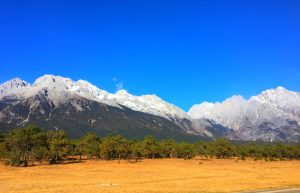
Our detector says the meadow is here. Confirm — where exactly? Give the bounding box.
[1,158,300,193]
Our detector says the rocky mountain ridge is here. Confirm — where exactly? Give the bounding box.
[0,75,299,142]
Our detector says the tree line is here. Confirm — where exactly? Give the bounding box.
[0,125,300,167]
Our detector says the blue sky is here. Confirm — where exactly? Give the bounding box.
[0,0,299,111]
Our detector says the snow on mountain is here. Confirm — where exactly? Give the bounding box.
[255,87,300,121]
[189,95,248,130]
[33,75,110,99]
[111,89,189,119]
[0,78,30,98]
[0,75,189,120]
[188,87,300,132]
[255,87,300,108]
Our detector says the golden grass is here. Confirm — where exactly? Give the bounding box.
[0,159,300,193]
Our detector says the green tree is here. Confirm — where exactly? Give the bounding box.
[47,130,69,164]
[140,135,158,159]
[261,144,275,161]
[160,139,177,158]
[114,135,132,163]
[0,140,7,160]
[213,138,234,158]
[78,131,100,159]
[194,141,211,159]
[131,140,142,162]
[177,142,195,159]
[31,131,49,163]
[99,135,116,160]
[99,135,132,162]
[274,143,288,159]
[4,125,46,166]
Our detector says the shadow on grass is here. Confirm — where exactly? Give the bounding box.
[19,159,86,167]
[1,157,146,167]
[56,160,86,165]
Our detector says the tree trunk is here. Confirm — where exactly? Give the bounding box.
[54,152,58,164]
[24,156,28,167]
[118,154,121,164]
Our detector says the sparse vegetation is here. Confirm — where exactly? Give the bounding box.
[0,125,300,166]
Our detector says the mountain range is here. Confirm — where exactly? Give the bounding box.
[0,75,299,142]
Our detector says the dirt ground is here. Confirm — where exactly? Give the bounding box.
[0,158,300,193]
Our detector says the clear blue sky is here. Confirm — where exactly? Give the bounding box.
[0,0,299,111]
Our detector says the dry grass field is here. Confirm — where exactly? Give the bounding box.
[0,159,300,193]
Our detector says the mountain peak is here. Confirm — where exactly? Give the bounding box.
[260,86,289,95]
[0,78,30,96]
[257,86,293,101]
[223,95,245,104]
[116,89,130,96]
[0,78,30,94]
[255,86,300,111]
[33,74,73,87]
[0,77,30,88]
[275,86,286,90]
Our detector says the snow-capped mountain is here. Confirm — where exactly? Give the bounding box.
[0,75,198,140]
[188,87,300,142]
[0,75,299,142]
[0,75,189,119]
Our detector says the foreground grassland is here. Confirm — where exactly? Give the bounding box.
[1,159,300,193]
